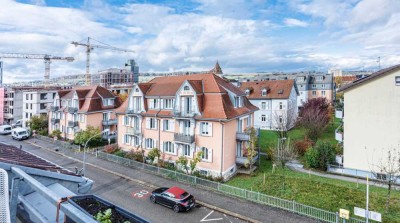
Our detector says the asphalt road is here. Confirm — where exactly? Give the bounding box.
[0,135,246,223]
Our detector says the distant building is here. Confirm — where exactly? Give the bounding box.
[3,88,23,125]
[0,61,3,86]
[328,68,342,77]
[337,64,400,177]
[239,80,298,130]
[99,59,139,88]
[22,89,57,127]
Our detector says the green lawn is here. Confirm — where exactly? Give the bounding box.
[228,159,400,222]
[259,118,342,152]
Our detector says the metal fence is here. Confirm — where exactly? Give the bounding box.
[97,152,365,223]
[35,135,80,150]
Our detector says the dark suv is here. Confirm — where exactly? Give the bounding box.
[150,186,195,212]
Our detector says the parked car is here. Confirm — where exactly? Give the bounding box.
[11,127,29,141]
[150,186,195,213]
[0,125,12,135]
[11,119,23,128]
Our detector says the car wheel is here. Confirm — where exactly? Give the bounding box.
[173,204,180,213]
[150,195,156,203]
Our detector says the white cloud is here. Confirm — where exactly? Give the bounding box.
[283,18,309,27]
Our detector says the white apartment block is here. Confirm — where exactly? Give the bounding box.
[22,90,57,127]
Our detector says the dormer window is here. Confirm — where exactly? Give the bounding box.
[135,88,139,92]
[261,89,267,96]
[245,89,250,96]
[184,86,190,91]
[103,98,114,106]
[317,76,323,81]
[234,96,243,108]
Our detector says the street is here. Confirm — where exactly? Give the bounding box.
[0,135,318,223]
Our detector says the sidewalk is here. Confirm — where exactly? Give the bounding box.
[26,137,318,223]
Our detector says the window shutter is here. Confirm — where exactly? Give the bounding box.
[208,122,213,136]
[196,122,201,135]
[155,119,158,129]
[146,118,150,129]
[179,146,183,156]
[160,140,164,152]
[160,119,164,131]
[171,120,175,131]
[209,148,213,162]
[179,121,183,134]
[155,139,158,149]
[190,145,194,157]
[160,99,164,109]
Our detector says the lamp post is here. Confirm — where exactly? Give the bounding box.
[82,129,109,176]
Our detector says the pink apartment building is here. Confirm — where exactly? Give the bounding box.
[115,73,258,180]
[0,87,4,125]
[48,86,121,140]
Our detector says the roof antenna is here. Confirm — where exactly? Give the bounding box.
[377,56,381,70]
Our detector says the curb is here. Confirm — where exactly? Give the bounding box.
[25,140,260,223]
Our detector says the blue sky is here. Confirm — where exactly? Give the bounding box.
[0,0,399,83]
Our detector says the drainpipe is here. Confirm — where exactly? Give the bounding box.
[219,120,225,178]
[64,110,67,139]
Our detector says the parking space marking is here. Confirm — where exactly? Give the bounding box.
[201,210,223,222]
[131,189,150,199]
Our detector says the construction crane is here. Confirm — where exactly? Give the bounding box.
[0,53,74,86]
[71,37,135,86]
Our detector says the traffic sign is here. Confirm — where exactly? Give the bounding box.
[339,209,349,219]
[354,207,365,218]
[354,207,382,222]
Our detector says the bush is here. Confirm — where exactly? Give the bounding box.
[335,143,343,155]
[104,144,119,154]
[266,147,274,160]
[305,142,336,170]
[294,139,314,156]
[125,151,144,162]
[147,148,160,164]
[113,150,126,158]
[50,129,62,139]
[39,129,48,136]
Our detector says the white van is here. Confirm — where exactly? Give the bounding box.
[11,128,29,141]
[0,125,12,135]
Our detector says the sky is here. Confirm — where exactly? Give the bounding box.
[0,0,399,83]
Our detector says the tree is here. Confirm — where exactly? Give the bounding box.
[371,147,400,212]
[176,151,203,174]
[118,92,129,102]
[176,156,189,174]
[147,148,160,164]
[74,126,102,148]
[50,129,62,139]
[297,98,330,142]
[27,115,48,135]
[189,151,203,173]
[273,138,297,191]
[244,127,258,173]
[273,109,297,139]
[304,142,335,170]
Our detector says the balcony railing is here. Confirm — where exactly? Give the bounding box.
[173,110,196,118]
[102,119,117,126]
[67,121,78,127]
[50,106,59,112]
[68,107,78,114]
[126,108,141,115]
[51,118,60,124]
[174,133,194,144]
[102,134,117,140]
[236,152,259,165]
[236,132,250,141]
[335,109,343,119]
[126,127,141,136]
[335,128,343,143]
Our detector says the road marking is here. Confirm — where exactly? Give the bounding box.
[131,190,150,199]
[223,214,233,223]
[200,210,223,222]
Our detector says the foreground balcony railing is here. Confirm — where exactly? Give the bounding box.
[126,108,141,114]
[236,152,259,165]
[173,110,196,118]
[174,133,194,144]
[102,134,117,140]
[50,105,59,112]
[126,127,141,136]
[102,119,117,126]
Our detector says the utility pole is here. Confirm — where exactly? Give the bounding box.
[366,176,369,223]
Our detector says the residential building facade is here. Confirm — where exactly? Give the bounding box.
[239,80,298,130]
[338,64,400,173]
[115,73,258,180]
[3,88,23,125]
[22,90,57,127]
[48,86,121,141]
[99,59,139,88]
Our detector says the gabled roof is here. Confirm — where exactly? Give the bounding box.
[239,80,296,99]
[210,61,223,74]
[338,64,400,92]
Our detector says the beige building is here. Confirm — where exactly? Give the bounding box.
[115,73,258,180]
[49,86,121,141]
[338,64,400,173]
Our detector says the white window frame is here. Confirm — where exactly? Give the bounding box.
[261,89,267,96]
[164,99,174,109]
[312,84,316,88]
[201,147,209,161]
[261,115,266,122]
[312,91,317,96]
[200,122,209,136]
[124,134,130,145]
[261,102,266,110]
[396,76,400,86]
[150,118,157,129]
[164,141,174,154]
[279,102,283,110]
[183,144,191,157]
[322,91,326,96]
[146,138,154,149]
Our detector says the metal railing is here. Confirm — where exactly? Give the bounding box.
[97,152,365,223]
[68,107,78,114]
[67,121,78,127]
[236,132,250,141]
[126,127,141,136]
[102,119,117,126]
[174,133,194,144]
[51,118,60,124]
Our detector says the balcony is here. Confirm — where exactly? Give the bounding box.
[68,120,78,127]
[50,106,59,112]
[236,132,250,141]
[335,128,343,143]
[174,133,195,144]
[68,107,78,114]
[102,119,117,126]
[335,109,343,119]
[51,118,60,124]
[126,127,141,136]
[236,152,259,165]
[102,134,117,140]
[173,110,196,118]
[126,108,141,115]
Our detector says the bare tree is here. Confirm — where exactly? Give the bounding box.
[273,109,297,139]
[273,138,297,191]
[244,127,258,174]
[371,147,400,212]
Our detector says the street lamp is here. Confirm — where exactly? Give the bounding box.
[82,129,109,176]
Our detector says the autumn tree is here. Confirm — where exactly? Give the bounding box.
[273,109,297,139]
[273,138,297,191]
[27,115,48,135]
[297,98,330,142]
[244,127,258,173]
[371,147,400,212]
[118,92,129,102]
[74,126,103,148]
[176,151,203,174]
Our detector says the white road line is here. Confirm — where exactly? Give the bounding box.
[223,214,233,223]
[200,210,223,222]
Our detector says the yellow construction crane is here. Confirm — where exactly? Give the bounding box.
[0,53,74,86]
[71,37,135,86]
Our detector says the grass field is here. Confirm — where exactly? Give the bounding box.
[228,159,400,222]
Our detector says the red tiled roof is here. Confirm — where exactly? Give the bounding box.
[0,144,78,176]
[338,64,400,92]
[239,80,296,99]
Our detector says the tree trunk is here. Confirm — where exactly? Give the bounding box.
[386,182,392,212]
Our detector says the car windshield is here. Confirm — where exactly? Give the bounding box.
[179,192,189,199]
[5,127,11,131]
[19,131,27,135]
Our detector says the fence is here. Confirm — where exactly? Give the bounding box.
[97,152,365,223]
[328,164,400,184]
[35,135,80,150]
